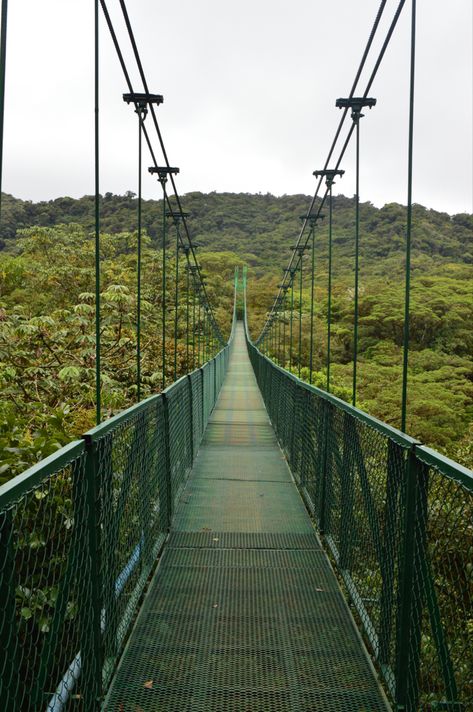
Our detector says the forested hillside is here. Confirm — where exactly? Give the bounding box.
[1,190,472,269]
[0,190,472,478]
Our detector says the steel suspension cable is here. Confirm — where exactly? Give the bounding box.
[197,298,201,367]
[327,183,333,391]
[0,0,8,220]
[184,250,190,369]
[117,0,223,346]
[95,0,101,424]
[136,104,146,401]
[99,1,158,167]
[173,222,180,380]
[276,305,280,363]
[100,0,223,351]
[259,0,389,335]
[309,222,316,384]
[289,274,294,370]
[192,275,196,368]
[282,293,287,364]
[298,256,303,377]
[401,0,416,433]
[353,118,361,406]
[258,0,405,345]
[161,178,167,388]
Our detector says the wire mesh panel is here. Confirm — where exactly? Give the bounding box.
[0,442,95,711]
[325,407,411,700]
[411,448,473,711]
[0,334,233,710]
[189,369,204,454]
[202,362,214,426]
[165,376,193,511]
[246,318,473,712]
[103,321,390,712]
[85,395,168,687]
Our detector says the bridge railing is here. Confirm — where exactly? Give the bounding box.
[244,300,472,712]
[0,281,237,710]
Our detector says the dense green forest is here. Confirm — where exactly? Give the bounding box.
[0,190,472,481]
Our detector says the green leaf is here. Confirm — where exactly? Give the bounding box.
[58,366,80,382]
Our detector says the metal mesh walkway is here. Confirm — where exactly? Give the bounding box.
[104,324,390,711]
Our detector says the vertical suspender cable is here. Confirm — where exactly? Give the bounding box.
[197,298,201,367]
[0,0,8,219]
[206,305,210,359]
[282,295,287,365]
[277,309,281,363]
[192,278,196,368]
[274,313,277,361]
[173,223,179,380]
[298,259,303,377]
[353,119,361,407]
[309,223,316,384]
[327,183,333,392]
[161,180,167,388]
[289,277,294,371]
[202,304,206,364]
[94,0,101,424]
[136,109,144,401]
[186,259,190,369]
[401,0,416,432]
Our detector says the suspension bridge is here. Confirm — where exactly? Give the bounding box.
[0,1,472,711]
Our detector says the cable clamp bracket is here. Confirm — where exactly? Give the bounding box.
[336,96,376,122]
[149,165,180,186]
[313,168,345,187]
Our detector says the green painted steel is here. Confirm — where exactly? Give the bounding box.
[94,0,100,424]
[1,271,471,711]
[0,335,232,710]
[245,284,473,711]
[103,322,389,711]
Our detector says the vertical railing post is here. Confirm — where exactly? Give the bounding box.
[339,412,355,569]
[161,393,173,529]
[137,412,152,569]
[319,402,333,535]
[297,388,308,487]
[0,510,19,710]
[200,367,205,429]
[79,439,104,710]
[378,439,402,669]
[213,356,217,410]
[395,447,428,711]
[187,374,194,465]
[317,400,332,534]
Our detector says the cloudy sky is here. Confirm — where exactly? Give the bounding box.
[2,0,472,214]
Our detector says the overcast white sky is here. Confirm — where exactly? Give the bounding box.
[2,0,472,214]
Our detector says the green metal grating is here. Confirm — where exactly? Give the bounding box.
[104,323,390,711]
[104,547,389,711]
[190,447,293,482]
[167,531,324,550]
[172,479,314,533]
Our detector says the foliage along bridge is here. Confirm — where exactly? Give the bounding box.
[0,272,471,711]
[0,0,472,711]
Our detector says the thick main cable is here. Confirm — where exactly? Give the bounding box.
[259,0,406,343]
[116,0,223,344]
[100,0,223,346]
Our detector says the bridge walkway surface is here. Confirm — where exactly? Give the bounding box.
[104,323,390,711]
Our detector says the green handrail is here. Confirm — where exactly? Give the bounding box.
[244,277,472,712]
[0,272,238,711]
